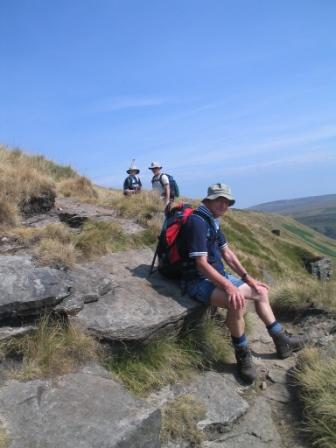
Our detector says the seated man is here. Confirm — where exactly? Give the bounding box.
[180,183,306,383]
[123,160,142,196]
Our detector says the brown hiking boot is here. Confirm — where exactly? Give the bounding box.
[272,330,308,359]
[235,346,257,384]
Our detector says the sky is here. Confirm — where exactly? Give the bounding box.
[1,0,335,208]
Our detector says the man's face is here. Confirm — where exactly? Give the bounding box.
[129,170,137,176]
[209,197,231,217]
[151,167,160,175]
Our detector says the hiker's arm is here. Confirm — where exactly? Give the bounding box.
[195,256,245,309]
[221,247,268,292]
[164,183,170,205]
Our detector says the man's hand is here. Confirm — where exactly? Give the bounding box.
[245,275,269,297]
[224,283,245,310]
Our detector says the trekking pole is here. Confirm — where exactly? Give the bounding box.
[149,214,168,276]
[149,241,159,275]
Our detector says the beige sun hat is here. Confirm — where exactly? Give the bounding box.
[126,159,140,174]
[203,183,235,206]
[148,161,162,170]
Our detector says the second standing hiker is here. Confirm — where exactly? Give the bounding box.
[149,161,171,208]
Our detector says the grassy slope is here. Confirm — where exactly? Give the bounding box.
[222,208,336,279]
[248,195,336,240]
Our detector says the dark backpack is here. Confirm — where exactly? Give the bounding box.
[153,203,214,278]
[152,173,180,198]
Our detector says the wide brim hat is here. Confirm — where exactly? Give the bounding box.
[127,159,140,174]
[148,161,162,170]
[203,183,235,206]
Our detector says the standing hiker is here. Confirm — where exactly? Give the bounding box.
[149,161,179,209]
[179,183,307,383]
[123,160,142,196]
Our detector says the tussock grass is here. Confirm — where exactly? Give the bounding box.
[160,394,206,446]
[270,278,336,315]
[0,200,18,228]
[104,318,232,396]
[36,238,77,268]
[183,317,233,367]
[108,190,163,221]
[1,315,98,380]
[0,147,76,181]
[0,145,78,227]
[104,338,201,396]
[11,222,73,246]
[57,176,98,202]
[294,347,336,448]
[9,219,146,266]
[74,220,142,258]
[0,161,55,216]
[8,223,77,268]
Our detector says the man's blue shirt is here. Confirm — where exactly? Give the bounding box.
[182,204,228,279]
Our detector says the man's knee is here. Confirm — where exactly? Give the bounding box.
[257,285,270,304]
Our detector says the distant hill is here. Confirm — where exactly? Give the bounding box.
[249,194,336,240]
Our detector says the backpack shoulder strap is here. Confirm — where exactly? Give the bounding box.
[193,210,217,238]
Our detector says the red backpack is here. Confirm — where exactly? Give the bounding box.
[150,203,214,278]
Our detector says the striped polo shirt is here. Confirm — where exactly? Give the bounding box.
[181,203,228,278]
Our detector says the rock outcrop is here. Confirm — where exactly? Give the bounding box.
[71,249,204,344]
[0,250,204,346]
[0,256,71,320]
[0,365,161,448]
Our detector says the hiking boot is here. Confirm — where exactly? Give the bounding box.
[272,330,308,359]
[235,346,257,384]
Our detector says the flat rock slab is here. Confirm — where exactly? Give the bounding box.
[175,371,249,435]
[0,256,71,320]
[55,197,144,234]
[0,367,161,448]
[204,397,283,448]
[72,249,203,343]
[0,325,36,341]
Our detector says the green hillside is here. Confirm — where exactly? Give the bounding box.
[222,209,336,280]
[249,195,336,240]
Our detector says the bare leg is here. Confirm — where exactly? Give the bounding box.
[210,288,246,338]
[210,286,257,383]
[238,283,276,326]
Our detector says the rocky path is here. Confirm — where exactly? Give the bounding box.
[243,312,309,448]
[155,310,312,448]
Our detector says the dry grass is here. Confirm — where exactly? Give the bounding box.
[57,176,98,202]
[1,315,99,380]
[0,148,55,205]
[107,190,164,226]
[8,219,146,266]
[160,394,206,446]
[73,220,140,258]
[0,200,18,229]
[294,347,336,448]
[36,238,77,269]
[0,145,72,226]
[270,278,336,315]
[7,223,77,268]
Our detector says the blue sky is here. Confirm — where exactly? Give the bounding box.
[1,0,335,208]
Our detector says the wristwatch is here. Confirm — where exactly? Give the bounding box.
[241,272,248,281]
